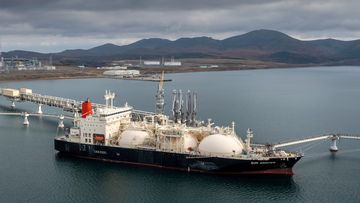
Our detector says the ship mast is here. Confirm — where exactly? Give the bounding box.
[155,71,165,114]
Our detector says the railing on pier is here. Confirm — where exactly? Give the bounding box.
[21,93,80,111]
[0,87,156,118]
[273,133,360,151]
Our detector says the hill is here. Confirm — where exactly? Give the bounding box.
[3,29,360,66]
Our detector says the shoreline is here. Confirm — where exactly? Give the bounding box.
[0,64,356,83]
[0,75,105,83]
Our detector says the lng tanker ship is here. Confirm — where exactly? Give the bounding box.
[55,75,302,175]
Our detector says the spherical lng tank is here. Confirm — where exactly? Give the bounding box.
[118,130,150,146]
[183,133,198,152]
[198,134,243,155]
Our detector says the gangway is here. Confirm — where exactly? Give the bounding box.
[273,133,360,152]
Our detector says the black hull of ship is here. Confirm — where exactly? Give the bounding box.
[55,139,301,176]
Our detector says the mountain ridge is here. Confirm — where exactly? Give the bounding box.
[3,29,360,66]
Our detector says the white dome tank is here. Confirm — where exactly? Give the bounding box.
[183,133,198,152]
[118,130,149,146]
[198,134,243,155]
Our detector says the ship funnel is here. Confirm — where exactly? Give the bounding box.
[82,98,93,118]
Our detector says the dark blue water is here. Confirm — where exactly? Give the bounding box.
[1,66,360,202]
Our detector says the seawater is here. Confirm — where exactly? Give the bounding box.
[1,66,360,202]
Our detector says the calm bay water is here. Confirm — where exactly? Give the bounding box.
[1,66,360,202]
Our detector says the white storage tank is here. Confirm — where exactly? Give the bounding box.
[198,134,243,156]
[118,130,150,146]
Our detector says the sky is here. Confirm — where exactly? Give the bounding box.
[0,0,359,53]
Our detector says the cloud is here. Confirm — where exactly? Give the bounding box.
[0,0,359,52]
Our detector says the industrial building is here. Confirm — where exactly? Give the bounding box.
[143,61,161,66]
[163,57,181,66]
[103,70,140,77]
[97,65,127,70]
[0,57,56,71]
[142,57,182,67]
[164,61,181,66]
[2,57,42,70]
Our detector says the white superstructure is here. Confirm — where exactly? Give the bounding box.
[76,106,132,145]
[69,91,133,146]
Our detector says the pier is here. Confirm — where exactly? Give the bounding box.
[0,112,71,127]
[0,87,155,117]
[106,75,172,82]
[0,87,104,112]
